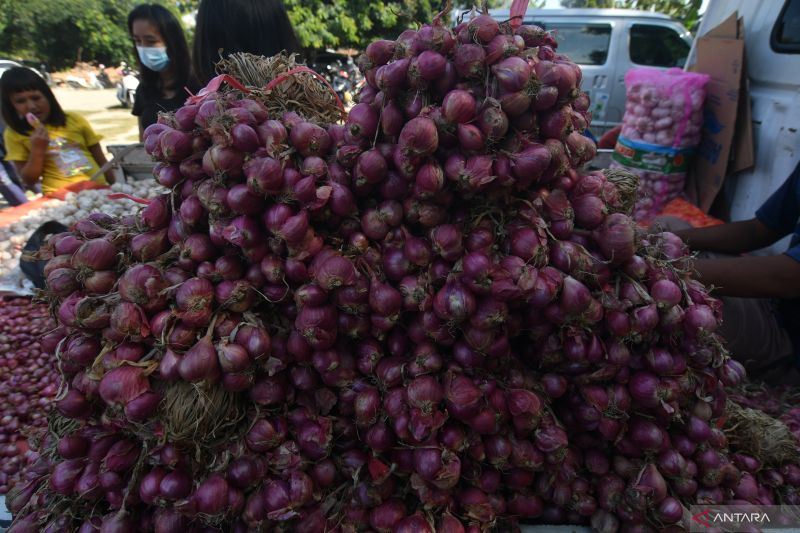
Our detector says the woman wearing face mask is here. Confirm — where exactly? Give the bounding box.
[128,4,197,138]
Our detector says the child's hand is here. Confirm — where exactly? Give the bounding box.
[25,112,41,128]
[30,126,49,152]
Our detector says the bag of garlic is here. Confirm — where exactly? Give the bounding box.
[612,67,710,221]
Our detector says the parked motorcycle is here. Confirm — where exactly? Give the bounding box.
[64,75,94,89]
[116,65,140,108]
[310,51,361,106]
[329,63,355,105]
[97,65,113,89]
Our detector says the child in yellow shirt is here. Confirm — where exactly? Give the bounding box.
[1,67,115,194]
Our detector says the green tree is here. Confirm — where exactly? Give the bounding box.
[559,0,702,31]
[286,0,550,53]
[0,0,189,70]
[285,0,440,51]
[0,0,549,69]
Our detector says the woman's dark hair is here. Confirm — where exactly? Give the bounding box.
[128,4,193,99]
[0,67,66,134]
[193,0,300,84]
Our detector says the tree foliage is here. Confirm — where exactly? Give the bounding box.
[0,0,550,69]
[286,1,550,54]
[0,0,184,69]
[286,0,425,52]
[284,1,516,53]
[559,0,702,31]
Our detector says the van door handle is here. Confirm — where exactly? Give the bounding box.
[593,75,606,89]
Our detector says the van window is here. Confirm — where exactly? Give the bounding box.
[772,0,800,53]
[537,23,612,65]
[629,24,690,67]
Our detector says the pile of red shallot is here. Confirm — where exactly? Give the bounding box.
[783,409,800,444]
[0,298,57,495]
[9,5,800,533]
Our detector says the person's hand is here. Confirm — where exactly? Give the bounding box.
[647,215,689,235]
[30,126,49,152]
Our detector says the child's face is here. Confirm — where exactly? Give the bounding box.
[10,90,50,125]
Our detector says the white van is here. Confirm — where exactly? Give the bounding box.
[489,8,692,133]
[692,0,800,255]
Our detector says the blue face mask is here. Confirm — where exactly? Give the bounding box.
[137,46,170,72]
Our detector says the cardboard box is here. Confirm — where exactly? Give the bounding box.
[686,12,754,212]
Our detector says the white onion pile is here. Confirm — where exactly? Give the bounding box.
[0,182,166,292]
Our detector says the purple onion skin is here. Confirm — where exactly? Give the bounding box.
[27,33,754,533]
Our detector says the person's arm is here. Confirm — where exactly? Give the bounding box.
[14,126,49,187]
[693,254,800,299]
[671,218,784,255]
[138,117,144,142]
[87,144,116,184]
